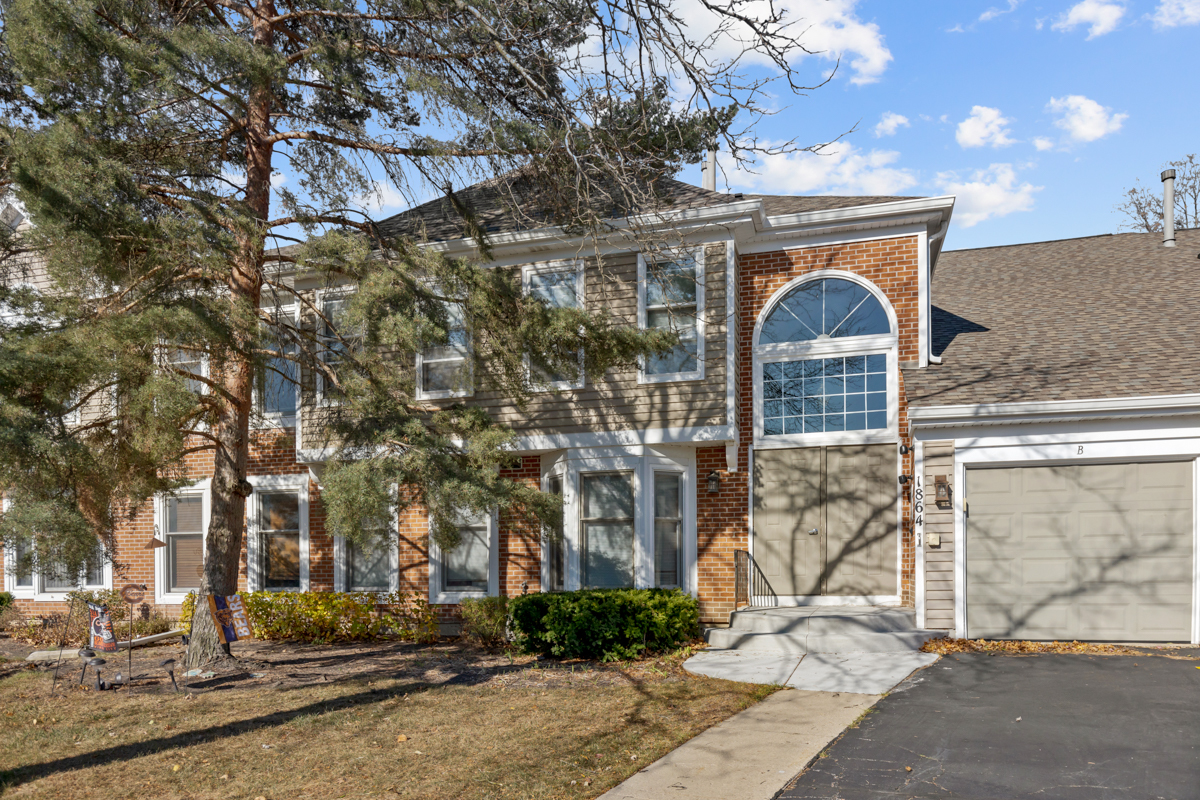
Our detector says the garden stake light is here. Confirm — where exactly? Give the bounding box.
[88,658,107,691]
[161,658,179,692]
[77,648,96,685]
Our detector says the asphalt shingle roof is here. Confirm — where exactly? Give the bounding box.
[904,228,1200,407]
[374,177,917,243]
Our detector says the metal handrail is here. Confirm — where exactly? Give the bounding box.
[734,549,777,608]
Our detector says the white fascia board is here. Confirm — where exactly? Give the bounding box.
[422,200,767,261]
[908,393,1200,428]
[757,196,955,238]
[512,425,735,453]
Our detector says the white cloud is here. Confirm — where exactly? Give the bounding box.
[1047,95,1127,142]
[874,112,910,138]
[947,23,966,33]
[1152,0,1200,27]
[354,181,408,214]
[734,144,919,196]
[980,0,1020,22]
[956,106,1016,149]
[674,0,893,85]
[1051,1,1126,38]
[936,164,1041,227]
[1032,136,1056,151]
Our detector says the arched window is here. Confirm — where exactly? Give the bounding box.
[759,278,890,343]
[754,275,896,440]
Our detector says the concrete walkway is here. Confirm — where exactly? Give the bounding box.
[682,650,939,694]
[597,688,879,800]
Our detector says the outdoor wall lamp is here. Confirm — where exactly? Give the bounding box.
[934,475,952,508]
[898,474,912,485]
[707,470,721,494]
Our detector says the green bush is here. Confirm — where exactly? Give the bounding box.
[459,596,508,648]
[509,588,699,661]
[0,591,12,611]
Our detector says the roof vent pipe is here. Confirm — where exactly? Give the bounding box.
[1161,169,1176,247]
[702,150,717,192]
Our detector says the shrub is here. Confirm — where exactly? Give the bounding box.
[178,590,440,644]
[509,588,699,661]
[12,590,181,648]
[459,596,508,648]
[0,591,13,612]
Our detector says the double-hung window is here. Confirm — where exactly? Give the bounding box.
[524,263,585,390]
[443,513,490,593]
[418,299,472,399]
[260,491,302,590]
[580,472,635,589]
[10,538,106,595]
[167,348,205,395]
[318,293,353,403]
[639,250,704,382]
[344,513,393,593]
[166,496,204,594]
[258,301,298,422]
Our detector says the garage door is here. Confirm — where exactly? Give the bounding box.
[966,461,1193,641]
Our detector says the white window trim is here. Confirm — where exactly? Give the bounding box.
[751,271,901,449]
[637,248,706,384]
[245,474,310,592]
[153,479,211,605]
[255,300,300,428]
[315,287,355,407]
[332,494,400,595]
[522,259,586,392]
[428,510,500,604]
[544,447,697,596]
[3,499,112,602]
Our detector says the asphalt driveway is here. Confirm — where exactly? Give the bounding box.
[781,651,1200,800]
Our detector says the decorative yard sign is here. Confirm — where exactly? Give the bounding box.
[87,602,118,653]
[120,584,145,605]
[207,594,254,644]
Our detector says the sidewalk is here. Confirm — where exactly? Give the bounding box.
[596,688,879,800]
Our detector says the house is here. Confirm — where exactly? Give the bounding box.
[3,171,1198,647]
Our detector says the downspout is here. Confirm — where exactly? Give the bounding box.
[926,217,950,365]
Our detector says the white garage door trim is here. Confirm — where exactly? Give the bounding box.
[948,435,1200,645]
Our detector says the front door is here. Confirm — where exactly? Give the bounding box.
[753,445,898,597]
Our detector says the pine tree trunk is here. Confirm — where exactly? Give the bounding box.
[185,3,276,669]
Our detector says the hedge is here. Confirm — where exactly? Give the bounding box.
[509,588,699,661]
[181,590,439,643]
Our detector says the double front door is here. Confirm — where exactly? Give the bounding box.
[753,444,898,597]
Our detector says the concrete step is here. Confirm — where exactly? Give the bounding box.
[728,608,919,635]
[704,627,943,654]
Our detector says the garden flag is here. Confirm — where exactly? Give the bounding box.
[207,594,253,644]
[87,602,118,653]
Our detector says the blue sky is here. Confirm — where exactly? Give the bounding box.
[674,0,1200,251]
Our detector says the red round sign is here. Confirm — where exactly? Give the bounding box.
[120,584,146,604]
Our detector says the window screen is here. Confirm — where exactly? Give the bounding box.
[444,513,489,592]
[654,473,682,588]
[581,472,635,589]
[260,491,301,590]
[167,496,204,593]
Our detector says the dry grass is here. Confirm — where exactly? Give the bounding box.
[922,638,1200,658]
[0,640,774,800]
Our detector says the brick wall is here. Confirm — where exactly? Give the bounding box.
[731,236,919,612]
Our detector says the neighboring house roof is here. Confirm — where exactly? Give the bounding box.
[373,175,920,244]
[905,228,1200,407]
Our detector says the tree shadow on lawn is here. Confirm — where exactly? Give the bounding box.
[0,678,435,790]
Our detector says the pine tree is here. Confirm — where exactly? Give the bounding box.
[0,0,819,665]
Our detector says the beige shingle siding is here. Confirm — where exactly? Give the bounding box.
[298,241,730,448]
[923,440,954,630]
[907,228,1200,407]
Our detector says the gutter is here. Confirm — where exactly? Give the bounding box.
[908,393,1200,428]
